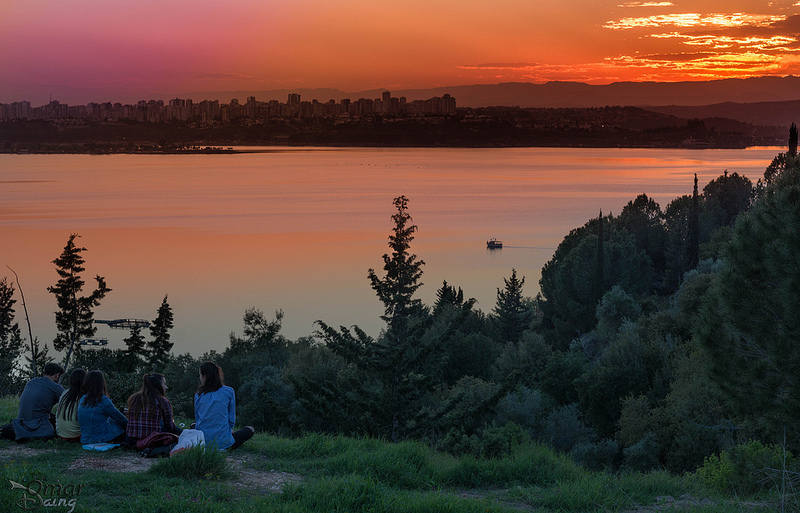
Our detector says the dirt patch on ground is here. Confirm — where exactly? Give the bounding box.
[65,450,303,493]
[68,452,157,472]
[457,490,736,513]
[0,444,53,460]
[228,453,303,494]
[620,495,717,512]
[1,441,302,494]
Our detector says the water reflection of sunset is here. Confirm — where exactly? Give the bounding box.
[1,148,777,354]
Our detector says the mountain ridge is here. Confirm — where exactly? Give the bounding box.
[185,76,800,109]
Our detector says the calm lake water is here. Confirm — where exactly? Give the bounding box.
[0,146,782,355]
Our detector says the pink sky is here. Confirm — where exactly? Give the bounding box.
[3,0,800,104]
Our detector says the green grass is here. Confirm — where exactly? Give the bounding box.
[0,395,18,423]
[151,445,232,480]
[0,397,782,513]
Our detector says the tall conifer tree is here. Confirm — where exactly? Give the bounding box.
[688,174,700,270]
[593,210,605,304]
[48,234,111,375]
[492,269,530,343]
[316,195,432,442]
[148,294,174,369]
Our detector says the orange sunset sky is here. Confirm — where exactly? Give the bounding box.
[2,0,800,105]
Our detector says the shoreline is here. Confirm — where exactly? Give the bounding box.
[0,142,772,154]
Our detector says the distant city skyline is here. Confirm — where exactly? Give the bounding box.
[3,1,800,105]
[0,91,457,122]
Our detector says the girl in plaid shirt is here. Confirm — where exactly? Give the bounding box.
[125,373,182,447]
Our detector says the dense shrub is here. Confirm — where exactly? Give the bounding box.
[572,438,621,472]
[696,440,796,495]
[622,433,660,472]
[495,386,548,437]
[542,403,595,452]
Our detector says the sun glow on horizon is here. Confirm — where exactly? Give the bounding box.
[3,1,800,103]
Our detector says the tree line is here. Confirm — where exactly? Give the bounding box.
[2,125,799,474]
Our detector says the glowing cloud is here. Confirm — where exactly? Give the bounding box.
[607,51,784,75]
[651,33,800,52]
[604,13,786,30]
[458,63,543,71]
[617,2,674,7]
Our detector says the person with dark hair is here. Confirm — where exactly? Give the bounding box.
[2,362,65,441]
[55,368,87,441]
[125,373,182,447]
[194,361,253,450]
[77,370,127,444]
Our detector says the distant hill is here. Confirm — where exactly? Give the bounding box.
[189,76,800,111]
[384,76,800,109]
[643,100,800,128]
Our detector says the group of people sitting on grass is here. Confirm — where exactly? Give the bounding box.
[1,361,254,452]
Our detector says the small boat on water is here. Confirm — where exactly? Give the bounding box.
[486,238,503,249]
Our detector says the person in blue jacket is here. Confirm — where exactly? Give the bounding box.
[3,363,65,441]
[194,361,254,450]
[77,370,127,444]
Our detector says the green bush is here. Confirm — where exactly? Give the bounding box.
[438,427,480,457]
[104,370,140,409]
[542,403,595,452]
[572,438,620,471]
[480,423,528,459]
[622,433,660,472]
[696,440,795,495]
[495,386,548,436]
[438,423,527,459]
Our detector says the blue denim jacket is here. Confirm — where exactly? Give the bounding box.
[77,395,127,444]
[194,386,236,450]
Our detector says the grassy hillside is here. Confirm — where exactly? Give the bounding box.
[0,397,781,513]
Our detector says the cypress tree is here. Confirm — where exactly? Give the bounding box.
[593,210,605,304]
[688,174,700,270]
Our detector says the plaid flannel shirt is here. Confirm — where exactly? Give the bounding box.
[125,397,177,439]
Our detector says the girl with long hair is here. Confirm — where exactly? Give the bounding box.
[55,368,87,441]
[77,370,127,444]
[194,361,253,450]
[125,373,182,447]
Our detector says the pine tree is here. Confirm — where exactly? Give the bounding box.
[492,269,530,343]
[367,195,429,442]
[616,194,666,277]
[368,195,425,332]
[433,280,474,315]
[317,195,432,442]
[148,294,174,369]
[122,326,147,372]
[47,234,111,375]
